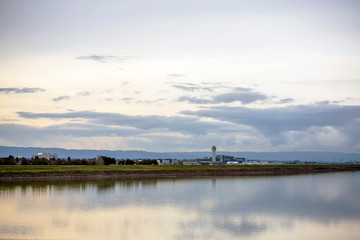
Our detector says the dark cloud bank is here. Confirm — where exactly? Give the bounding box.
[182,104,360,135]
[17,110,223,135]
[1,102,359,153]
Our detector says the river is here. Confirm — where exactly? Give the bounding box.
[0,171,359,239]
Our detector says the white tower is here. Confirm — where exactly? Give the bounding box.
[212,146,216,162]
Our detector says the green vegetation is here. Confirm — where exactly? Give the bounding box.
[1,164,359,182]
[0,155,16,165]
[138,159,158,165]
[1,155,159,167]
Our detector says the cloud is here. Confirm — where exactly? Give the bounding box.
[182,103,360,149]
[6,103,360,152]
[178,87,269,105]
[0,88,45,94]
[178,96,213,104]
[119,97,167,104]
[173,85,201,92]
[77,91,92,96]
[121,97,133,102]
[53,91,95,102]
[12,103,360,152]
[171,82,206,92]
[277,98,294,104]
[213,90,268,104]
[76,55,118,62]
[17,110,225,135]
[76,55,136,63]
[0,123,139,148]
[182,104,360,134]
[170,82,223,92]
[52,96,70,102]
[9,110,249,151]
[0,123,137,138]
[167,74,186,78]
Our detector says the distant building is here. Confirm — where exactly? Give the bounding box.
[158,159,172,165]
[235,158,246,164]
[182,160,200,165]
[197,160,212,165]
[32,153,58,160]
[196,155,246,165]
[245,160,263,165]
[216,155,235,163]
[226,161,240,165]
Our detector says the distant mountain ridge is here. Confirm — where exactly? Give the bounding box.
[1,146,359,162]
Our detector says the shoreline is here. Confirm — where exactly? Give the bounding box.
[1,164,359,182]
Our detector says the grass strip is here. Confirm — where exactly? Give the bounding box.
[0,164,358,174]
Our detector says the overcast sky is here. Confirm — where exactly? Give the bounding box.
[0,0,359,152]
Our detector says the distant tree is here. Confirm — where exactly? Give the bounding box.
[0,156,17,165]
[54,159,62,165]
[73,159,82,165]
[21,158,29,165]
[125,159,135,165]
[32,157,48,165]
[139,159,158,165]
[100,156,116,165]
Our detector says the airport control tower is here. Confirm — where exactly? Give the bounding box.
[212,146,216,162]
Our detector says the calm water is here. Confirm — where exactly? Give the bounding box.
[0,172,359,240]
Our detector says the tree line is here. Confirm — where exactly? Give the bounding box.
[0,155,158,165]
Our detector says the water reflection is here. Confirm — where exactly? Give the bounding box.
[0,172,359,239]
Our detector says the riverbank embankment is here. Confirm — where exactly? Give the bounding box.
[1,164,360,182]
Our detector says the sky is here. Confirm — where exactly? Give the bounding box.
[0,0,360,152]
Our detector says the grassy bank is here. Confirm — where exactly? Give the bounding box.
[0,164,358,172]
[1,164,359,181]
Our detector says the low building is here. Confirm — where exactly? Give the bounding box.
[216,155,235,163]
[235,158,246,164]
[32,153,58,160]
[198,160,213,165]
[245,160,267,165]
[158,159,172,165]
[182,161,200,165]
[226,161,241,165]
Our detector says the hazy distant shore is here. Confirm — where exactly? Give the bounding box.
[1,165,359,182]
[2,146,360,163]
